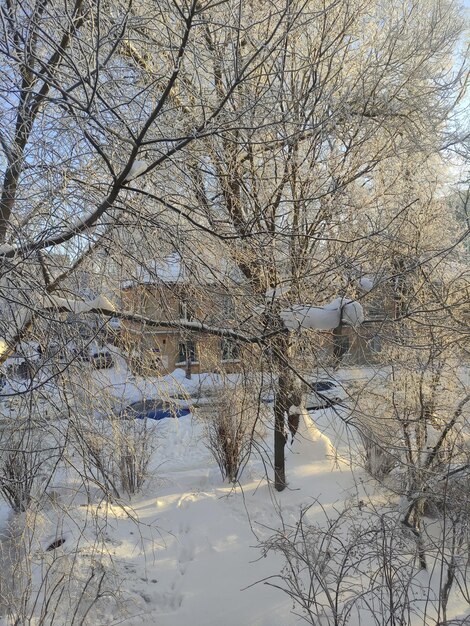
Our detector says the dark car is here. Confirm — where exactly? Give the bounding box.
[120,399,191,421]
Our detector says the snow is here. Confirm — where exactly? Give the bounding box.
[340,298,364,326]
[89,356,237,408]
[123,249,243,289]
[148,254,185,284]
[123,160,148,182]
[0,338,8,358]
[42,294,115,313]
[108,316,121,329]
[359,276,374,292]
[0,409,349,626]
[0,363,467,626]
[0,244,15,255]
[92,294,116,311]
[0,354,356,625]
[42,295,90,312]
[265,285,291,300]
[280,297,364,330]
[123,254,186,287]
[288,404,301,415]
[280,304,339,330]
[123,411,341,626]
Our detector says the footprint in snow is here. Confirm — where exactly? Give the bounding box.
[154,590,183,611]
[178,521,190,535]
[177,522,195,575]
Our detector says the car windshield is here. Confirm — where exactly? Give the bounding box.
[311,381,335,392]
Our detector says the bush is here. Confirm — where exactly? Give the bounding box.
[204,381,266,483]
[71,416,157,499]
[0,510,121,626]
[0,421,54,512]
[360,427,397,479]
[117,419,156,497]
[260,502,470,626]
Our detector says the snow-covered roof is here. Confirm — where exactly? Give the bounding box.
[42,294,116,313]
[143,254,186,284]
[122,251,242,289]
[122,254,187,288]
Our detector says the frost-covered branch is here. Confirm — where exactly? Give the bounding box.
[40,297,285,345]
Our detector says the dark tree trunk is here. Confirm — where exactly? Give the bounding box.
[271,330,302,491]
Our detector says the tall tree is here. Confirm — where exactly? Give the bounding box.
[0,0,466,493]
[147,0,466,489]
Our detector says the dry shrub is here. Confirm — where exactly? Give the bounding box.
[117,419,156,497]
[359,427,397,479]
[71,416,157,499]
[0,509,122,626]
[204,379,267,482]
[0,420,59,512]
[260,502,470,626]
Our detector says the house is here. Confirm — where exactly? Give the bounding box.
[119,250,399,375]
[119,254,243,375]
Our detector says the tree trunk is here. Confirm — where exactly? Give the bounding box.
[272,330,302,491]
[274,390,287,491]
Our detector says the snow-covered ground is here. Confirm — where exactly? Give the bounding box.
[0,360,468,625]
[0,356,358,625]
[2,411,353,626]
[67,411,350,626]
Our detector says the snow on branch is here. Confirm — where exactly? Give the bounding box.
[265,285,291,300]
[280,297,364,331]
[42,294,116,314]
[123,160,148,182]
[0,244,15,255]
[358,276,374,292]
[0,338,9,360]
[110,311,275,344]
[40,297,276,344]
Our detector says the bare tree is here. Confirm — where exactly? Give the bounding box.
[139,0,466,489]
[0,0,466,489]
[0,0,468,620]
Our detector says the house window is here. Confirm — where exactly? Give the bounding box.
[222,296,236,320]
[177,340,197,364]
[221,339,240,362]
[149,347,164,368]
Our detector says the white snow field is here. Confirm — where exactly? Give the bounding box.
[0,361,469,626]
[0,396,356,625]
[91,412,347,626]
